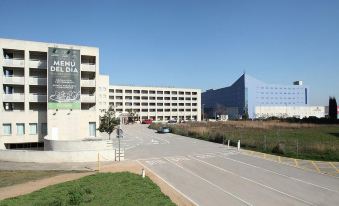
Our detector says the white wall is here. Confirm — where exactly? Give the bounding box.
[0,150,116,163]
[255,106,325,119]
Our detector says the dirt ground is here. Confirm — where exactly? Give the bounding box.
[0,161,194,206]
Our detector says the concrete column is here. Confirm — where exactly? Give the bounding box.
[24,50,30,137]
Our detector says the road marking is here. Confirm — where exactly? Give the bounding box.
[195,154,216,159]
[136,160,201,206]
[191,156,314,206]
[168,156,190,162]
[145,159,167,166]
[216,153,339,194]
[329,162,339,173]
[311,161,321,173]
[164,157,253,206]
[242,150,339,178]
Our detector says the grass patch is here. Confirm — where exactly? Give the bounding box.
[0,170,70,188]
[0,172,175,206]
[150,121,339,161]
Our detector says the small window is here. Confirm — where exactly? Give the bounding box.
[3,124,12,135]
[16,123,25,135]
[29,123,38,135]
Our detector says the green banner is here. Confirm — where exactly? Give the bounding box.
[47,48,81,110]
[48,102,81,110]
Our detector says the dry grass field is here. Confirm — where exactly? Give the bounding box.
[150,121,339,161]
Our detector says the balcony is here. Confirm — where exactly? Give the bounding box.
[29,60,47,69]
[29,94,47,102]
[81,64,96,72]
[81,79,96,87]
[81,94,96,103]
[3,76,25,85]
[2,93,25,102]
[3,59,25,67]
[29,77,47,85]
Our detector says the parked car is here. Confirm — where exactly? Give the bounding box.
[142,119,153,124]
[167,119,177,124]
[158,127,171,133]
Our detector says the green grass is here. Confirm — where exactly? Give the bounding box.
[0,170,69,188]
[150,121,339,161]
[0,172,176,206]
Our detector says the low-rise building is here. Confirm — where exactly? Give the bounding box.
[107,85,201,122]
[254,106,325,119]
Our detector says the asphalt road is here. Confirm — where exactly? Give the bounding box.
[119,124,339,206]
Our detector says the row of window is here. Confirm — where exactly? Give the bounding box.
[144,116,197,121]
[111,102,198,106]
[257,86,305,90]
[257,92,304,95]
[109,89,197,95]
[2,123,47,136]
[110,96,198,101]
[3,49,96,64]
[256,102,305,105]
[113,108,198,112]
[257,97,305,100]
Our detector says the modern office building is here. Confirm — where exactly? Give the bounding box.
[202,73,313,119]
[107,85,201,122]
[0,38,201,149]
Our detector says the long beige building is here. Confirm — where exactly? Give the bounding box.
[0,38,201,149]
[108,85,201,122]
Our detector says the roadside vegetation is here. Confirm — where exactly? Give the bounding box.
[0,172,175,206]
[0,170,69,188]
[150,121,339,161]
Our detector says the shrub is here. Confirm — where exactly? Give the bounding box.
[272,143,286,155]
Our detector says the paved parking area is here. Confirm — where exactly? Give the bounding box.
[120,124,339,206]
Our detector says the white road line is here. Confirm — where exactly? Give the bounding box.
[217,153,339,194]
[136,160,201,206]
[190,156,315,206]
[164,157,253,206]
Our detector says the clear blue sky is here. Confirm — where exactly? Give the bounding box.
[1,0,338,105]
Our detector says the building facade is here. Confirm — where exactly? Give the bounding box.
[255,106,325,119]
[0,38,101,148]
[202,74,311,119]
[107,85,201,122]
[0,38,201,149]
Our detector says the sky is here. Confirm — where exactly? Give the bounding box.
[0,0,338,105]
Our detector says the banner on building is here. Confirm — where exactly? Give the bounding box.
[48,48,81,109]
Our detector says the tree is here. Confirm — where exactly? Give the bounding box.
[97,109,120,139]
[329,97,338,121]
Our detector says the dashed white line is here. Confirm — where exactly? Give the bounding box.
[190,156,315,206]
[217,153,339,194]
[164,157,253,206]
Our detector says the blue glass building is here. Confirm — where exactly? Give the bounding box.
[202,74,309,119]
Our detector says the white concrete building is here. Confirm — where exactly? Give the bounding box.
[254,106,325,119]
[0,38,102,149]
[108,85,201,122]
[0,38,201,150]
